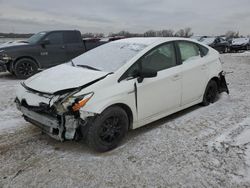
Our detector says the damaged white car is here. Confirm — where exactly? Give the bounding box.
[15,38,229,152]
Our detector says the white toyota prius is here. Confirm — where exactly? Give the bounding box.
[15,37,229,152]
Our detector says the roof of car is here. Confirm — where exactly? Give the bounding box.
[113,37,194,46]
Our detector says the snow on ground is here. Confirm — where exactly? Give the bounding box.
[231,51,250,57]
[0,53,250,187]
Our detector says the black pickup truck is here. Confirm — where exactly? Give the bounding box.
[0,30,105,79]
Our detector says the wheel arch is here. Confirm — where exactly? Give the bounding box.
[102,103,134,130]
[210,76,220,88]
[13,56,40,69]
[203,76,220,97]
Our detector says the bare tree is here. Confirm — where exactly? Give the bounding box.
[94,33,104,38]
[109,30,143,37]
[225,31,240,39]
[155,30,174,37]
[82,32,104,38]
[82,33,95,38]
[175,27,193,38]
[144,30,157,37]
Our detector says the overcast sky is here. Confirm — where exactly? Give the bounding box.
[0,0,249,35]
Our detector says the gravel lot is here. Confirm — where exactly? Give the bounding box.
[0,53,250,188]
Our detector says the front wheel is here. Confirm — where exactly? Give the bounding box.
[202,80,218,106]
[86,106,129,152]
[14,58,38,79]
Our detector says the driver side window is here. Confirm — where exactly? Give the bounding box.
[141,42,177,72]
[119,42,177,81]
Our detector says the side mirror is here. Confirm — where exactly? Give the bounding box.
[41,39,50,47]
[137,68,157,83]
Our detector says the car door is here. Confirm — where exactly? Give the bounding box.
[39,32,68,67]
[135,42,182,122]
[177,41,209,106]
[63,31,85,61]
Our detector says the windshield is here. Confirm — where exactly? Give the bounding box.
[200,37,216,45]
[27,32,47,44]
[72,42,147,72]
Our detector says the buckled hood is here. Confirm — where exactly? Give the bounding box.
[24,64,109,94]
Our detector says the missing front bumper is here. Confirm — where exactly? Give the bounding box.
[20,105,64,141]
[16,99,81,141]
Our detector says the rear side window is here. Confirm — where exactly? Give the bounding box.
[178,41,201,63]
[45,32,63,45]
[64,31,81,43]
[199,44,209,56]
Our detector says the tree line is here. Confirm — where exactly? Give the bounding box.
[82,27,193,38]
[0,29,249,39]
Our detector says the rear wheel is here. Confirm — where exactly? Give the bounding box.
[202,80,218,106]
[14,58,38,79]
[86,106,129,152]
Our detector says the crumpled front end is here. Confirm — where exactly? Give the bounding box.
[15,84,95,141]
[0,60,7,72]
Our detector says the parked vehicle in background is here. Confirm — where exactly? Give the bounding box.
[83,36,125,50]
[190,36,205,41]
[16,37,229,152]
[199,37,230,53]
[0,30,108,79]
[230,38,250,52]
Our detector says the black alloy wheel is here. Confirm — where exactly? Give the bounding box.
[86,106,129,152]
[14,58,38,79]
[99,116,122,144]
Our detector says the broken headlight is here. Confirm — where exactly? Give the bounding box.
[0,51,12,62]
[62,92,94,112]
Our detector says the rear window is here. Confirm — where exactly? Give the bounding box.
[44,32,63,45]
[64,31,81,43]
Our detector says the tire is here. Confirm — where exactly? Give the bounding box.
[6,62,15,75]
[202,80,218,106]
[14,58,38,79]
[86,106,129,152]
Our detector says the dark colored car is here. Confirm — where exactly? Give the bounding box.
[230,38,250,52]
[199,37,230,53]
[0,30,106,79]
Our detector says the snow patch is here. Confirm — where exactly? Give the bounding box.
[231,51,250,57]
[0,118,28,133]
[208,117,250,181]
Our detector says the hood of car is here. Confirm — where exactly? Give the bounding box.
[0,40,28,49]
[24,64,109,94]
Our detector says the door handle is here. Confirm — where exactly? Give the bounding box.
[201,65,207,70]
[172,74,181,81]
